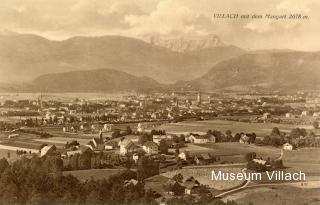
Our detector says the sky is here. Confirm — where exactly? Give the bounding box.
[1,0,320,51]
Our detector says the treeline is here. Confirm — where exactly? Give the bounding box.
[256,127,320,148]
[0,156,158,205]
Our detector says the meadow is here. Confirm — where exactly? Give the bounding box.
[156,120,315,137]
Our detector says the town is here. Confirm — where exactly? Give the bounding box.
[0,90,319,205]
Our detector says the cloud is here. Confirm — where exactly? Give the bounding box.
[0,0,320,50]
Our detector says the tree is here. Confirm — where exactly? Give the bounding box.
[159,139,169,154]
[126,126,132,135]
[112,129,121,139]
[172,173,183,183]
[0,158,9,175]
[245,152,256,162]
[313,121,319,129]
[137,156,159,181]
[271,127,281,137]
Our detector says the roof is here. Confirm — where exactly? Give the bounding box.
[119,139,132,147]
[40,145,56,157]
[191,135,210,139]
[92,138,103,145]
[253,159,266,165]
[143,141,158,148]
[105,141,118,147]
[184,177,200,189]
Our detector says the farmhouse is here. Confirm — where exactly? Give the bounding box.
[283,142,293,150]
[142,141,159,155]
[190,134,215,144]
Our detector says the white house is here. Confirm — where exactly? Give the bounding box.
[178,151,189,161]
[119,139,138,155]
[283,142,293,150]
[190,134,215,144]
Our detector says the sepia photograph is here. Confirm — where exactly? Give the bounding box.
[0,0,319,205]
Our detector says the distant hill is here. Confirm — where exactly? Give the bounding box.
[176,51,320,91]
[28,69,166,92]
[0,32,245,84]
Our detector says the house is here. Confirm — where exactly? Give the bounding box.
[283,142,293,150]
[40,145,56,157]
[262,112,271,119]
[8,134,19,139]
[178,151,189,161]
[239,134,250,144]
[119,139,139,155]
[183,177,200,195]
[285,113,292,118]
[142,141,159,155]
[153,135,173,144]
[124,179,139,187]
[132,153,139,162]
[190,135,209,144]
[104,141,118,150]
[194,153,215,165]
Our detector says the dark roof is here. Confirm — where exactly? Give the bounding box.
[184,177,200,189]
[143,141,158,148]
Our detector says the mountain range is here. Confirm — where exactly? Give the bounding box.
[0,31,319,92]
[178,51,320,91]
[0,32,244,84]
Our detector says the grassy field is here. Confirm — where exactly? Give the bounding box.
[161,166,244,190]
[223,186,320,205]
[63,169,125,181]
[192,142,282,159]
[156,120,315,137]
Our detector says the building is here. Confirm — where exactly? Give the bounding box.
[8,134,19,139]
[239,134,250,144]
[194,153,215,165]
[104,141,118,150]
[142,141,159,155]
[183,177,200,195]
[190,134,215,144]
[283,142,293,150]
[178,151,189,161]
[119,139,139,155]
[87,130,105,151]
[40,145,56,157]
[152,135,173,144]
